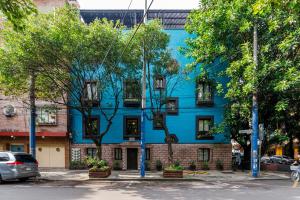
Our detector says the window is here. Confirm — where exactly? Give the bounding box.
[124,116,140,139]
[123,80,141,107]
[153,112,165,130]
[196,116,214,140]
[198,148,210,162]
[86,148,97,158]
[83,81,98,101]
[146,148,150,161]
[0,153,10,161]
[83,116,99,138]
[36,106,57,125]
[154,76,165,90]
[166,97,178,115]
[114,148,122,160]
[196,81,213,106]
[15,154,37,163]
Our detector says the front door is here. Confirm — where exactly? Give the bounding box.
[127,148,138,170]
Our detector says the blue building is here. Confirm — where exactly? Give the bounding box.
[70,9,231,170]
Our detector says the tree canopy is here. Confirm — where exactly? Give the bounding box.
[185,0,300,157]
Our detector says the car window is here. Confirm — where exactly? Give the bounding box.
[14,155,37,163]
[0,153,10,161]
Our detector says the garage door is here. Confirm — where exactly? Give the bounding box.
[36,145,65,168]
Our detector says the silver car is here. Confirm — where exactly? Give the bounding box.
[0,152,40,183]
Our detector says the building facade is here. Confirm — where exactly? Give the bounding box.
[70,10,232,170]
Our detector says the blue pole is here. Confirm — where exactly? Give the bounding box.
[30,107,36,158]
[140,109,146,177]
[251,23,258,177]
[251,96,258,177]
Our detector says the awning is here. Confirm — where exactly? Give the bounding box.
[0,131,67,137]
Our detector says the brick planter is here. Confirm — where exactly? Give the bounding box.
[163,170,183,178]
[89,168,111,178]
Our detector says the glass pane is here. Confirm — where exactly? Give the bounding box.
[203,149,209,161]
[198,149,203,161]
[126,119,138,135]
[198,83,204,100]
[198,120,204,131]
[168,100,176,111]
[204,120,210,131]
[204,85,211,101]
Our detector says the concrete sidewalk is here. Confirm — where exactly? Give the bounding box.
[39,169,290,182]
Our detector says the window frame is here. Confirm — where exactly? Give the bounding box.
[195,116,214,140]
[123,115,141,140]
[153,112,166,130]
[86,148,97,158]
[123,80,141,107]
[83,116,100,139]
[196,80,214,107]
[154,75,166,90]
[114,148,123,160]
[198,148,211,162]
[83,81,99,106]
[36,106,58,126]
[166,97,178,115]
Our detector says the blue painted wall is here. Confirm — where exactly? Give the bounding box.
[70,29,230,145]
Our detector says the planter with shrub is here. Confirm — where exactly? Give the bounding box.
[145,161,151,171]
[87,157,111,178]
[156,160,163,171]
[69,160,87,170]
[202,161,210,170]
[163,161,184,178]
[216,159,224,170]
[189,160,196,171]
[113,160,122,170]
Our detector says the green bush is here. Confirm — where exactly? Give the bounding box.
[86,157,109,171]
[145,161,151,171]
[113,160,122,170]
[189,160,196,171]
[216,159,224,170]
[156,160,163,171]
[69,160,87,170]
[202,161,210,170]
[165,161,184,171]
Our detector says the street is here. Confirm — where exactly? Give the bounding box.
[0,179,299,200]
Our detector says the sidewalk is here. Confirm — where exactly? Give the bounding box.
[39,169,290,182]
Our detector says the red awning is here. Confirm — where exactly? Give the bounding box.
[0,132,67,137]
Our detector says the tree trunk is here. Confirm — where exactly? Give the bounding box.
[96,142,102,160]
[162,123,174,164]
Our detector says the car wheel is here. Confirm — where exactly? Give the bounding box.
[19,178,29,182]
[0,174,2,184]
[291,171,300,182]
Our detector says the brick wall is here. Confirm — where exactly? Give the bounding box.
[71,143,232,170]
[0,95,67,133]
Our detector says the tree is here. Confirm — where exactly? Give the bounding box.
[132,20,183,164]
[0,0,36,29]
[0,6,140,160]
[184,0,300,159]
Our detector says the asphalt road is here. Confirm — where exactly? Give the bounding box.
[0,179,299,200]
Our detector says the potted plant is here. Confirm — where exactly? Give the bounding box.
[145,161,151,171]
[163,160,184,178]
[189,160,197,171]
[156,160,163,171]
[113,160,122,170]
[87,157,111,178]
[216,159,224,171]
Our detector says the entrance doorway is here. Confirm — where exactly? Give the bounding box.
[127,148,138,170]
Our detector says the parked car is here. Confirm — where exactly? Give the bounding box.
[269,155,294,165]
[0,152,40,183]
[261,156,271,163]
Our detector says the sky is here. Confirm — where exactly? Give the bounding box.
[77,0,199,10]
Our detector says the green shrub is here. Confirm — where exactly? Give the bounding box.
[189,160,197,171]
[113,160,122,170]
[202,161,210,170]
[86,157,109,171]
[216,159,224,170]
[165,161,184,171]
[156,160,163,171]
[69,160,87,170]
